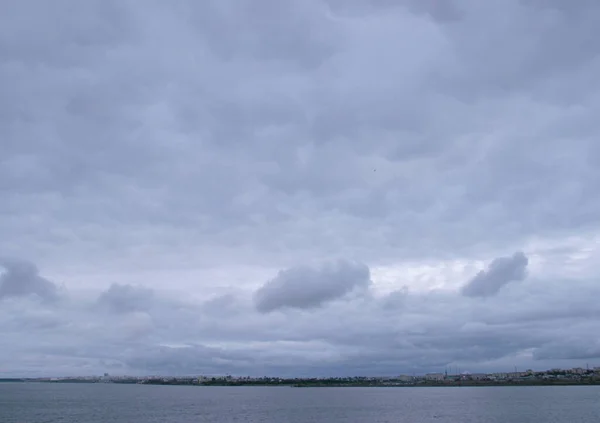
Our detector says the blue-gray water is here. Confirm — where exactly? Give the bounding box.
[1,383,599,422]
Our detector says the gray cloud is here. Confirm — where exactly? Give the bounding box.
[2,0,600,377]
[97,283,155,314]
[254,260,371,312]
[4,0,600,271]
[461,252,529,297]
[0,258,60,302]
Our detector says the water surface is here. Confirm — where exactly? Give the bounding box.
[1,383,599,422]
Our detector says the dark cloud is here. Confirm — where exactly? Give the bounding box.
[380,287,409,310]
[533,338,600,361]
[0,258,60,302]
[461,252,529,297]
[97,283,155,314]
[254,260,371,312]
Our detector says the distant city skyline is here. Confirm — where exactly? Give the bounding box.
[7,365,600,390]
[4,362,600,380]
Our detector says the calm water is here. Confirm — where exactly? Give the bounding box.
[1,383,599,422]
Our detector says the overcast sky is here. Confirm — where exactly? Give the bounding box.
[2,0,600,378]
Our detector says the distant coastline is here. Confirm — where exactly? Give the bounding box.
[3,367,600,388]
[2,379,600,388]
[290,380,600,388]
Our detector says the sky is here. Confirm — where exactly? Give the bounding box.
[1,0,600,378]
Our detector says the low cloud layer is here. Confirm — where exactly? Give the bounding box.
[254,260,371,312]
[461,252,529,298]
[0,256,599,377]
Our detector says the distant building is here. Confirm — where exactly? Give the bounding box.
[425,373,444,381]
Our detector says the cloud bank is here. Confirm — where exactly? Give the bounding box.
[2,254,599,377]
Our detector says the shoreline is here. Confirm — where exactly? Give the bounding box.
[3,380,600,388]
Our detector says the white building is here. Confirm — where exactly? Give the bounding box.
[507,372,525,379]
[425,373,444,381]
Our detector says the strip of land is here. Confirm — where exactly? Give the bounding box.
[3,367,600,387]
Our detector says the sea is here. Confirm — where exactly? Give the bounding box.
[1,383,599,422]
